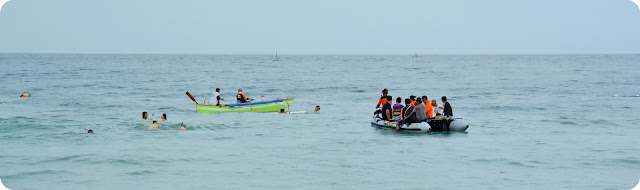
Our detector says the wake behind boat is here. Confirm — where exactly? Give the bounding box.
[187,91,294,113]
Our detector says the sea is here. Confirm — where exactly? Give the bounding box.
[0,54,639,190]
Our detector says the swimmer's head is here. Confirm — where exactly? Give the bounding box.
[153,120,158,124]
[87,129,93,134]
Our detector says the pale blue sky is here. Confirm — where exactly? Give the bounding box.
[0,0,639,54]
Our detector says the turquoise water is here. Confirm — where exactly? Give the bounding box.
[1,54,639,189]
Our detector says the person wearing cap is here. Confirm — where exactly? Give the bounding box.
[314,105,321,113]
[211,88,224,106]
[375,88,389,109]
[148,120,161,130]
[236,88,248,103]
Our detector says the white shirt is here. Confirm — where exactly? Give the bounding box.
[434,106,444,115]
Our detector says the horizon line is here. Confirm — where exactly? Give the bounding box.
[1,52,639,56]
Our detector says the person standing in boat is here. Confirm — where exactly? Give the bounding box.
[442,96,453,118]
[212,88,224,106]
[236,88,248,103]
[375,88,389,109]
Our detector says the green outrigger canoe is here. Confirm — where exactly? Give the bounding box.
[187,91,294,113]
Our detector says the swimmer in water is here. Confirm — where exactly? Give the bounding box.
[177,122,187,131]
[161,113,167,121]
[142,112,150,120]
[148,120,161,130]
[278,109,287,114]
[20,92,31,98]
[315,105,321,113]
[84,128,94,134]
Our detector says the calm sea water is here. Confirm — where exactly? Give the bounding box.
[1,54,639,190]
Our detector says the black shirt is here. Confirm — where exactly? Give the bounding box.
[402,105,414,119]
[443,102,453,116]
[381,102,392,120]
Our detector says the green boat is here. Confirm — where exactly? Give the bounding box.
[187,91,294,113]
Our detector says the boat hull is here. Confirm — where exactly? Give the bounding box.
[195,98,294,113]
[370,117,469,132]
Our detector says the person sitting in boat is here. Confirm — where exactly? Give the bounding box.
[381,95,393,121]
[392,97,403,127]
[142,112,150,120]
[397,98,415,130]
[236,88,248,103]
[409,95,417,106]
[405,98,427,122]
[160,113,167,121]
[422,96,434,119]
[20,92,31,98]
[315,105,321,113]
[432,99,444,116]
[212,88,224,106]
[442,96,453,118]
[375,88,389,109]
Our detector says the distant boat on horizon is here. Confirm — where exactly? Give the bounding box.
[273,51,280,61]
[413,52,420,57]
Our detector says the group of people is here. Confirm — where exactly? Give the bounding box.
[375,88,453,130]
[142,112,186,130]
[210,88,249,106]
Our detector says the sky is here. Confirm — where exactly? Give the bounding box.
[0,0,639,54]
